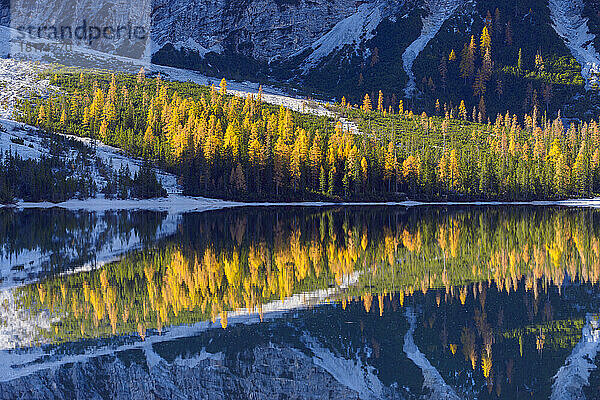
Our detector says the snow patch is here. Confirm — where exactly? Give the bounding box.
[169,38,223,57]
[57,132,181,195]
[551,314,600,400]
[402,0,463,97]
[0,290,55,350]
[299,2,387,73]
[172,349,223,368]
[304,335,385,400]
[549,0,600,90]
[403,307,461,400]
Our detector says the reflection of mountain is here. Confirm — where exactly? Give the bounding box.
[0,303,421,400]
[14,206,600,345]
[412,279,599,399]
[0,209,177,288]
[2,281,599,399]
[3,206,600,398]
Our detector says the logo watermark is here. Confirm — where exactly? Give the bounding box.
[8,0,152,68]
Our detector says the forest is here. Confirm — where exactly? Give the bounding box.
[0,128,166,204]
[17,68,600,201]
[0,152,96,204]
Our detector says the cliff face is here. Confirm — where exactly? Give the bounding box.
[0,345,364,400]
[150,0,369,62]
[3,0,600,115]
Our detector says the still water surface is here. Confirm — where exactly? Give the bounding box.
[0,206,599,399]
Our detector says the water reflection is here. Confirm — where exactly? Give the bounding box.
[0,209,177,288]
[3,206,600,398]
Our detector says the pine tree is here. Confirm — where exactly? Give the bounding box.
[505,21,513,46]
[103,100,116,127]
[384,141,396,192]
[59,108,67,127]
[535,51,544,72]
[309,137,321,188]
[137,67,145,84]
[517,48,523,74]
[361,157,368,190]
[448,149,461,191]
[328,168,335,195]
[554,152,571,197]
[482,47,493,81]
[473,69,486,98]
[37,105,46,125]
[439,57,448,88]
[460,42,475,80]
[319,166,326,194]
[573,143,589,196]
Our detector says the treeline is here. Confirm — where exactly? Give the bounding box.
[103,161,167,199]
[344,2,600,121]
[19,70,600,201]
[20,71,339,201]
[341,96,600,200]
[0,152,96,203]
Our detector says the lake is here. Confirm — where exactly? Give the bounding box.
[0,206,599,399]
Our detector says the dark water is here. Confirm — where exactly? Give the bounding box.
[1,206,600,399]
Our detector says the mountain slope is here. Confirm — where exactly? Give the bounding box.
[3,0,600,117]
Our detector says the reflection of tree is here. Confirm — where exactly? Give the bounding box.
[0,209,167,274]
[15,207,600,346]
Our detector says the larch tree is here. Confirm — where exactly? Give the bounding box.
[480,26,491,56]
[363,94,372,112]
[459,101,468,120]
[449,49,457,62]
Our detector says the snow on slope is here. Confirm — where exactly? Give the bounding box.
[0,121,47,160]
[549,0,600,90]
[551,314,600,400]
[403,308,461,400]
[298,1,387,73]
[0,272,360,377]
[402,0,463,97]
[0,291,55,351]
[59,132,181,194]
[0,212,181,290]
[0,58,54,119]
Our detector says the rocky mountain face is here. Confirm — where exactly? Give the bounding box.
[2,0,600,114]
[0,345,363,400]
[0,305,419,400]
[151,0,379,62]
[148,0,600,114]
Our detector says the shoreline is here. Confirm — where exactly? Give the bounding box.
[2,194,600,212]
